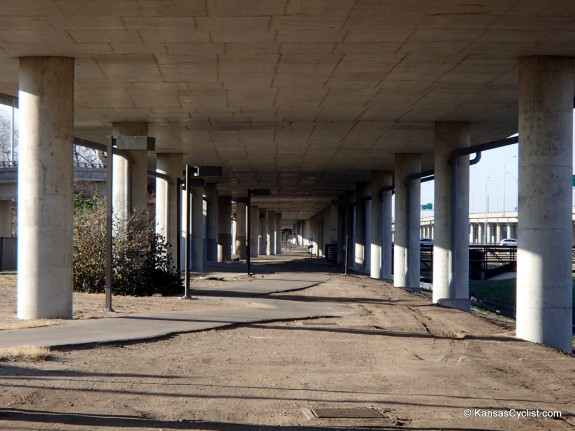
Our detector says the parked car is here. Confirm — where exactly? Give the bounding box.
[420,238,434,246]
[500,238,517,246]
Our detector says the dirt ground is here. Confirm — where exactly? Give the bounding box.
[0,255,574,430]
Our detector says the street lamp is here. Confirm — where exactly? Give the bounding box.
[246,188,270,276]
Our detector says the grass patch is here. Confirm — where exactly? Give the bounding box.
[0,345,51,362]
[469,277,575,325]
[0,320,62,330]
[470,278,516,308]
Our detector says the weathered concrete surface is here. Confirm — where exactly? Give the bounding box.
[17,56,74,320]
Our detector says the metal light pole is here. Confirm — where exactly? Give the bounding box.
[105,136,114,311]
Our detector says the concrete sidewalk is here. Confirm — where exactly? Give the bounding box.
[0,273,352,349]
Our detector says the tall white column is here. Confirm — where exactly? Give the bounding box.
[191,186,204,272]
[218,196,232,262]
[354,184,368,270]
[180,186,188,272]
[112,122,149,222]
[432,122,470,310]
[235,201,247,259]
[268,210,276,255]
[275,212,282,254]
[18,56,74,320]
[129,150,148,218]
[381,182,393,280]
[261,209,270,255]
[370,171,392,279]
[337,203,346,265]
[155,153,182,267]
[112,153,129,230]
[205,183,218,262]
[250,204,259,257]
[517,56,574,353]
[394,154,421,288]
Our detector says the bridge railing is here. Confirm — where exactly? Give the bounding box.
[0,161,105,169]
[420,244,518,280]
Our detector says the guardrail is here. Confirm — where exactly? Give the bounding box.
[421,244,517,280]
[0,161,105,169]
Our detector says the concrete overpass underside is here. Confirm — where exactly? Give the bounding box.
[1,1,574,352]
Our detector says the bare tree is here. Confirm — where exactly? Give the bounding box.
[0,104,17,163]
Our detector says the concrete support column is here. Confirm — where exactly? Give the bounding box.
[250,205,259,257]
[17,56,74,320]
[345,192,355,269]
[235,201,247,259]
[180,186,188,272]
[155,153,182,267]
[382,182,393,279]
[275,212,282,254]
[191,187,204,272]
[337,203,346,266]
[268,210,276,255]
[112,153,129,229]
[354,184,369,270]
[112,122,149,221]
[128,150,148,218]
[258,208,267,255]
[432,122,470,310]
[488,223,494,244]
[394,154,421,289]
[517,56,574,352]
[205,183,218,262]
[217,196,232,262]
[370,172,392,279]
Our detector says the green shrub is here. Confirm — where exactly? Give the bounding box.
[73,193,181,296]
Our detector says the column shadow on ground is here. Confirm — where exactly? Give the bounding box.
[0,408,502,431]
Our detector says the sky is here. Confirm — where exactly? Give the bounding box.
[421,141,519,216]
[421,110,575,216]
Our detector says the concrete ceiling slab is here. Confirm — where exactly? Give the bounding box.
[1,0,574,222]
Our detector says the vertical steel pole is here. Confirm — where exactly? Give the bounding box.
[105,137,114,311]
